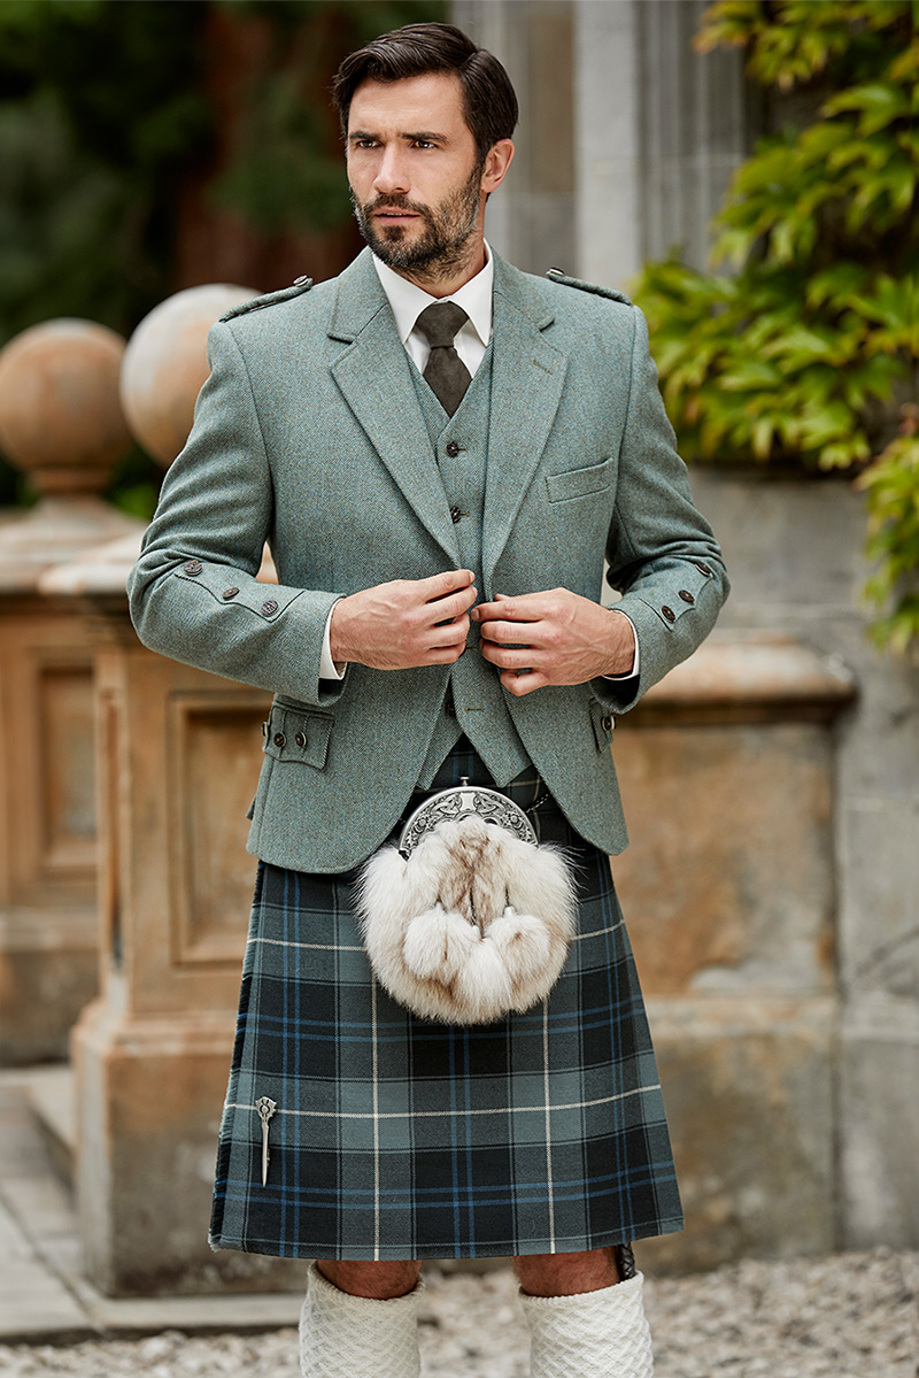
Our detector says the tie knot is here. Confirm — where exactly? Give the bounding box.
[415,301,469,349]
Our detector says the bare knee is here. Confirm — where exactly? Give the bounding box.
[513,1247,619,1297]
[316,1258,421,1299]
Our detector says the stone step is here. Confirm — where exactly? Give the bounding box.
[27,1064,75,1187]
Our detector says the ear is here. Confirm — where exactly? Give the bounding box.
[480,138,515,195]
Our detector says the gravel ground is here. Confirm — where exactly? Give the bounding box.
[0,1249,915,1377]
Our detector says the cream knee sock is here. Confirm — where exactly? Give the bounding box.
[520,1273,654,1378]
[299,1262,423,1378]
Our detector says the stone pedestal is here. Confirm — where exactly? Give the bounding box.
[611,635,855,1272]
[0,575,133,1064]
[0,320,140,1064]
[58,542,302,1294]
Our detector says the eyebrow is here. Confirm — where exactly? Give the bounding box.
[347,129,451,145]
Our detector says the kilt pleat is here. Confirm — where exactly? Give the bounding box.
[209,743,682,1260]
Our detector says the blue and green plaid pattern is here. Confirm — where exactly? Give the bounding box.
[209,741,682,1260]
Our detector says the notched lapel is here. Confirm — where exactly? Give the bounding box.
[329,256,461,567]
[483,286,568,586]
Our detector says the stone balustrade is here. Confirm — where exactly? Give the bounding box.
[2,277,915,1297]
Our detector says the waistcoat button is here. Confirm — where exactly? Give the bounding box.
[450,505,463,523]
[183,559,202,576]
[261,599,279,616]
[661,605,676,623]
[222,587,239,600]
[678,589,695,604]
[445,440,460,458]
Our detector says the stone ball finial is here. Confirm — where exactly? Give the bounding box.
[120,284,259,467]
[0,319,132,495]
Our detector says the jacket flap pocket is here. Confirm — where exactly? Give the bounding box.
[263,706,333,768]
[545,455,615,503]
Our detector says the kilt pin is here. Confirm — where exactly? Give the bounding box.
[209,740,684,1260]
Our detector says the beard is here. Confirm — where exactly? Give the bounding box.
[351,163,484,282]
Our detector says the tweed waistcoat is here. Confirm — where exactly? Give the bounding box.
[410,347,530,789]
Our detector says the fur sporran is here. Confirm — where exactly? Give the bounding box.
[355,783,577,1025]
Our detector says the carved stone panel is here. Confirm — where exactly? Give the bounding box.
[166,694,267,966]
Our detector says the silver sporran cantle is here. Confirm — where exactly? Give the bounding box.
[355,780,577,1025]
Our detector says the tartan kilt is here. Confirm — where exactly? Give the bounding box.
[209,742,683,1261]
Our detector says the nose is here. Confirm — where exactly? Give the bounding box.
[373,144,410,198]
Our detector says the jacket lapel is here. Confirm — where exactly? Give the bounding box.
[328,251,461,566]
[482,257,568,587]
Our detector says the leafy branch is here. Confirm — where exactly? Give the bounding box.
[632,0,919,652]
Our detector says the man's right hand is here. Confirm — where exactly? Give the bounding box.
[329,569,477,671]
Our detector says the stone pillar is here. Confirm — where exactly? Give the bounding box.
[453,0,576,272]
[612,635,855,1272]
[0,320,141,1064]
[454,0,752,284]
[574,0,751,286]
[55,284,304,1294]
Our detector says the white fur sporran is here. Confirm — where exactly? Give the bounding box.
[355,781,577,1025]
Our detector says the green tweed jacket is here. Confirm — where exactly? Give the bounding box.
[128,248,728,872]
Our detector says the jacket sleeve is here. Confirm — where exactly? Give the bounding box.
[595,305,728,712]
[127,320,346,707]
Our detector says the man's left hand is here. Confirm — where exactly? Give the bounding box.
[471,589,635,697]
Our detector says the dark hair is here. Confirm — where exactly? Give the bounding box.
[332,22,518,163]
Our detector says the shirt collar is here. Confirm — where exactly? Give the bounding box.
[371,244,494,347]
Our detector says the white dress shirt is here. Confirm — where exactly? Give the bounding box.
[319,247,637,682]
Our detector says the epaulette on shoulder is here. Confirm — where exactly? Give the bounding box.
[219,276,313,323]
[545,267,632,307]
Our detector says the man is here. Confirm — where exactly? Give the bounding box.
[129,22,727,1378]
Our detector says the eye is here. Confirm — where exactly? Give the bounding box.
[412,139,437,150]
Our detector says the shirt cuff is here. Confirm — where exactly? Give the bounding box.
[320,602,347,681]
[603,612,639,681]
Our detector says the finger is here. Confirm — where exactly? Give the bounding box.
[481,643,539,670]
[426,642,468,665]
[420,568,475,600]
[477,618,542,646]
[427,588,478,626]
[472,596,538,624]
[427,616,470,649]
[500,668,548,696]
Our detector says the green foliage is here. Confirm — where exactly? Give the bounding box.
[858,410,919,653]
[631,0,919,652]
[0,0,213,338]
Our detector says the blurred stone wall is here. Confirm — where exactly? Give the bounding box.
[687,472,919,1258]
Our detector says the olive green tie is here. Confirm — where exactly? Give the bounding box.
[415,301,472,416]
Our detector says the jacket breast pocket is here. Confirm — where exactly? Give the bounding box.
[545,455,616,503]
[262,704,333,769]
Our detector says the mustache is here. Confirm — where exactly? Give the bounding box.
[364,193,431,218]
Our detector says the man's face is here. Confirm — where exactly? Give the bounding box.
[346,72,487,281]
